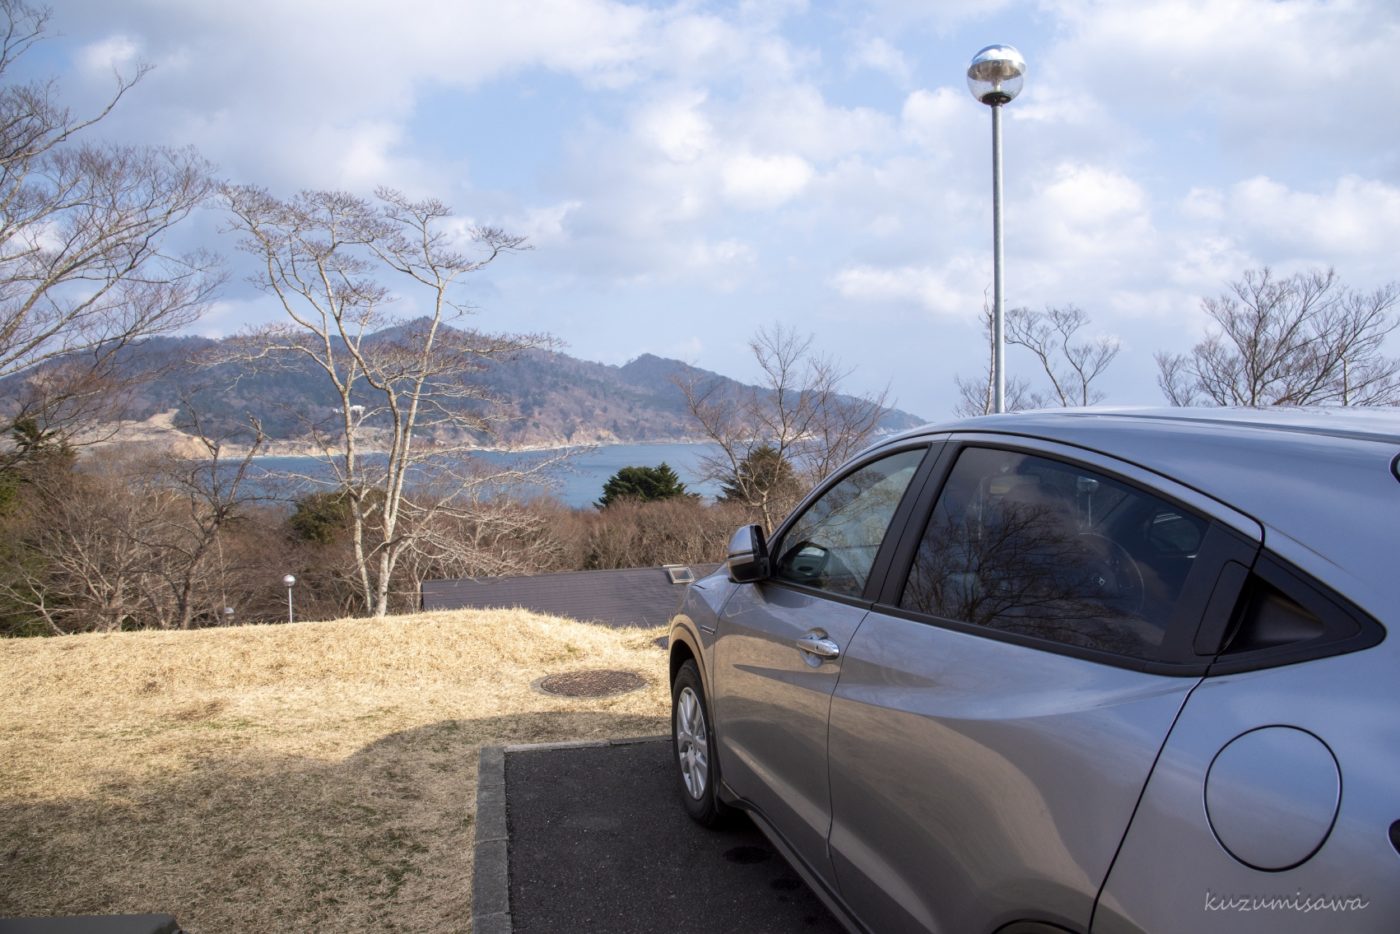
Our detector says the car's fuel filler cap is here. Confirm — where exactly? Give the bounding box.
[1204,726,1340,871]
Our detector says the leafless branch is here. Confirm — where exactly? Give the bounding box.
[1157,267,1400,407]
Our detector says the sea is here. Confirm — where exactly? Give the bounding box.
[244,441,725,509]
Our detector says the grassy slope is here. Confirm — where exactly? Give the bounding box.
[0,611,670,933]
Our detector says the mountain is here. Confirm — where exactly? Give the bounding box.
[3,328,927,450]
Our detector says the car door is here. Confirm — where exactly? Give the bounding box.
[825,438,1261,933]
[712,444,934,888]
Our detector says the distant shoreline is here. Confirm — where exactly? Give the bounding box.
[82,415,713,460]
[238,436,713,459]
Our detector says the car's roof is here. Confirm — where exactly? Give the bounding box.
[886,407,1400,622]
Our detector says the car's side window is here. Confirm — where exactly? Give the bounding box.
[772,448,926,598]
[899,446,1210,659]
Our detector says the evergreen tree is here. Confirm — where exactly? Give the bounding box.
[596,463,692,508]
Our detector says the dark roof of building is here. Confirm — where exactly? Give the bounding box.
[421,565,721,629]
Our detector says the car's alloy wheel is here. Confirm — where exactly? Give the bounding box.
[675,685,709,799]
[671,659,729,826]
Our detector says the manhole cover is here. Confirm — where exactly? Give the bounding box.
[537,669,646,697]
[653,636,669,650]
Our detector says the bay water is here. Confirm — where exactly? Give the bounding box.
[246,441,724,509]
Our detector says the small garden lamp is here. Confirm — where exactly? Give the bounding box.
[283,574,296,624]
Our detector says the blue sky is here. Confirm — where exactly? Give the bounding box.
[25,0,1400,419]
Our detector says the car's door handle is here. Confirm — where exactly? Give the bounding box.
[796,633,841,659]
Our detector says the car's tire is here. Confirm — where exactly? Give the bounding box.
[671,659,730,826]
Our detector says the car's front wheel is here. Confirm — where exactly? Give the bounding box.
[672,659,729,826]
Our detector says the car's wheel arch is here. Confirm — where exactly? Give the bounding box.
[668,627,701,689]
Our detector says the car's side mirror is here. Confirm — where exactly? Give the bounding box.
[726,524,769,583]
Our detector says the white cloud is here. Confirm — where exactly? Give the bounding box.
[689,238,754,267]
[850,37,912,85]
[635,90,713,163]
[685,238,757,290]
[831,256,985,319]
[1168,234,1255,297]
[78,34,141,73]
[505,201,583,248]
[1012,84,1105,128]
[1180,187,1225,222]
[862,0,1017,32]
[900,87,974,151]
[726,85,896,161]
[1020,163,1156,277]
[1225,175,1400,259]
[337,122,408,190]
[721,153,815,209]
[1158,174,1400,295]
[1042,0,1400,159]
[1038,163,1147,227]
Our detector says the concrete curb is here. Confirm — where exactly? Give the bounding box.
[471,746,511,934]
[470,736,670,934]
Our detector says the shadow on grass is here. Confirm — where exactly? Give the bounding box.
[0,711,665,934]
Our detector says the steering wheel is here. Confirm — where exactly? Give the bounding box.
[1075,533,1145,615]
[779,540,859,593]
[780,540,831,581]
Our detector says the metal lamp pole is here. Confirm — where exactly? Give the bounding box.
[967,45,1027,414]
[283,574,296,624]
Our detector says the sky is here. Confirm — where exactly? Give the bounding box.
[20,0,1400,420]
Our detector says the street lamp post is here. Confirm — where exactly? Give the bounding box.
[967,44,1027,414]
[283,574,296,624]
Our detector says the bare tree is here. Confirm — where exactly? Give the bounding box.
[400,497,567,588]
[954,296,1034,417]
[1007,305,1121,407]
[0,454,165,633]
[0,1,220,445]
[144,411,266,629]
[223,186,553,617]
[679,324,890,531]
[1157,267,1400,407]
[0,417,267,634]
[572,497,744,570]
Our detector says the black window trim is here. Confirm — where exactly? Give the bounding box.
[1204,551,1387,676]
[761,437,946,607]
[871,435,1265,677]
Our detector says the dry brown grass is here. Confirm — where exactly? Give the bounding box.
[0,610,670,932]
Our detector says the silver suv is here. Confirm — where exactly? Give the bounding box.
[668,408,1399,934]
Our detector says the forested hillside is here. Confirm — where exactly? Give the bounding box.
[4,327,925,449]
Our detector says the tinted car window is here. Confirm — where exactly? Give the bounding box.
[900,446,1209,658]
[773,448,925,597]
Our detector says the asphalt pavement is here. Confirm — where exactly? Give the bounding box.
[473,737,844,934]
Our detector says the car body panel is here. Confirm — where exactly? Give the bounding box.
[826,604,1202,933]
[712,582,871,888]
[1093,644,1400,933]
